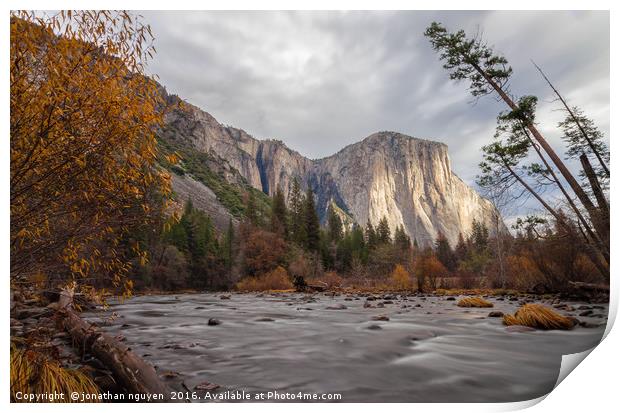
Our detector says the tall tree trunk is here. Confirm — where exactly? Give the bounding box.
[533,62,610,176]
[471,63,599,228]
[521,127,608,262]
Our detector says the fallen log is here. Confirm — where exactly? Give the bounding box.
[568,281,610,292]
[58,288,173,401]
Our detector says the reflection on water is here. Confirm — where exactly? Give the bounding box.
[86,293,606,402]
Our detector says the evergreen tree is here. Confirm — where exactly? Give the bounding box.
[327,204,344,243]
[350,224,368,263]
[434,232,456,272]
[365,219,378,249]
[303,187,321,252]
[454,232,469,263]
[270,187,288,237]
[245,190,259,226]
[289,177,305,245]
[394,225,411,251]
[222,217,235,274]
[376,216,392,244]
[470,220,489,253]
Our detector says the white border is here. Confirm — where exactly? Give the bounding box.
[2,1,616,412]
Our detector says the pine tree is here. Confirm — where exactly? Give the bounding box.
[365,219,378,250]
[434,232,456,272]
[270,187,288,237]
[303,188,320,252]
[454,232,469,263]
[376,216,392,244]
[350,224,368,263]
[470,220,489,253]
[394,225,411,251]
[222,218,235,274]
[289,177,305,245]
[245,190,259,226]
[327,204,344,243]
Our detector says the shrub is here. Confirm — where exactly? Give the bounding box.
[457,296,493,308]
[235,266,293,291]
[503,304,574,330]
[390,264,412,290]
[317,271,343,289]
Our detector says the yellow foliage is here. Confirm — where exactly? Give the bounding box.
[390,264,412,290]
[11,346,100,402]
[457,296,494,308]
[506,255,545,290]
[503,304,574,330]
[10,11,170,295]
[236,266,293,291]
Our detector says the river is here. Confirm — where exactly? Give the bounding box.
[85,292,607,402]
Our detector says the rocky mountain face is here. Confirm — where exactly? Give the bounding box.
[160,92,502,246]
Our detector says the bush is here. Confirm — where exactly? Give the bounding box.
[415,254,447,291]
[390,264,412,290]
[309,271,343,289]
[235,266,293,291]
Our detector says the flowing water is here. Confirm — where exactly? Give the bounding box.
[86,292,607,402]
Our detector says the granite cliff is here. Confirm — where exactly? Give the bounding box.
[159,92,501,246]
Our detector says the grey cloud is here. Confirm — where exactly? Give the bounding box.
[141,10,609,202]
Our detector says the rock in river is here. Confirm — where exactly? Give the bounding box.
[326,304,347,310]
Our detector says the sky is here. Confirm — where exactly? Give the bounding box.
[141,10,609,219]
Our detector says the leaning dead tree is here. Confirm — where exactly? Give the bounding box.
[425,22,609,277]
[58,289,173,400]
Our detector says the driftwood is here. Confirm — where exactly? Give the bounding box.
[58,289,173,401]
[568,281,610,292]
[306,282,327,292]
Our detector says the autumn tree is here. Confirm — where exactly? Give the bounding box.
[10,11,171,295]
[415,251,447,291]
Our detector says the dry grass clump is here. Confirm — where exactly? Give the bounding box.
[11,346,99,402]
[235,266,293,291]
[457,296,494,308]
[503,304,575,330]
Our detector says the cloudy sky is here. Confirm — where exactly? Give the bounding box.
[141,11,609,216]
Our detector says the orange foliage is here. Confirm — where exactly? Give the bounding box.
[235,266,293,291]
[390,264,412,290]
[242,228,287,276]
[415,254,447,290]
[11,11,169,294]
[317,271,344,289]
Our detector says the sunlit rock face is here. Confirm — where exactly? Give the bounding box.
[163,95,501,247]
